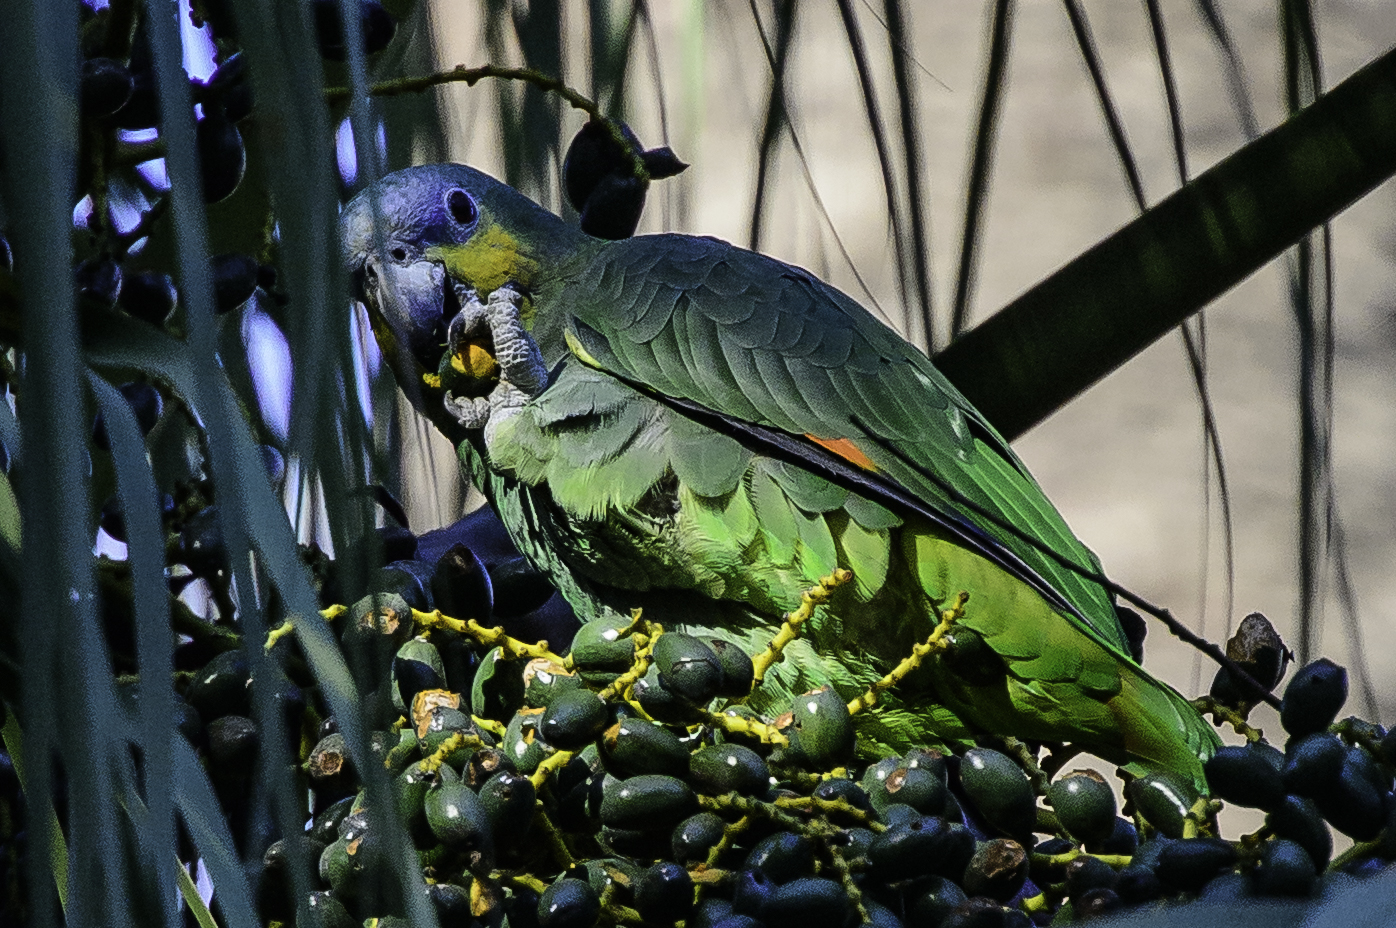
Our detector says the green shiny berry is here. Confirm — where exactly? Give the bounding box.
[479,769,537,840]
[472,646,527,723]
[600,773,698,829]
[503,708,554,774]
[634,661,703,723]
[882,764,947,816]
[538,878,600,928]
[301,891,356,928]
[394,761,436,847]
[425,766,493,863]
[391,636,446,714]
[960,748,1037,840]
[690,743,770,796]
[861,757,903,812]
[416,705,481,766]
[1281,658,1348,738]
[745,831,815,884]
[1047,769,1117,844]
[710,637,756,698]
[672,812,728,865]
[962,838,1029,902]
[787,686,855,770]
[654,633,724,705]
[524,661,585,709]
[569,616,635,682]
[600,718,691,779]
[539,688,608,751]
[1128,772,1197,840]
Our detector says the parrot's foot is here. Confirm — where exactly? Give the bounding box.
[443,284,547,431]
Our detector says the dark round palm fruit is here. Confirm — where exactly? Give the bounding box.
[962,838,1028,902]
[185,647,251,719]
[600,717,690,779]
[1064,854,1117,900]
[1155,837,1238,892]
[635,861,694,923]
[960,748,1037,841]
[428,881,474,928]
[1205,742,1286,809]
[654,633,724,705]
[787,686,855,770]
[600,773,697,830]
[75,257,121,309]
[378,523,418,562]
[745,831,815,884]
[578,173,648,240]
[490,555,554,618]
[1315,755,1387,840]
[1250,838,1316,897]
[91,381,163,452]
[869,815,948,882]
[731,868,776,918]
[539,688,608,750]
[1209,612,1291,709]
[564,119,643,215]
[537,878,600,928]
[1047,768,1116,845]
[307,733,356,803]
[197,112,246,203]
[1280,658,1347,738]
[478,769,536,838]
[812,776,874,820]
[1282,732,1345,796]
[1127,772,1196,839]
[690,744,769,796]
[910,876,968,927]
[673,811,728,865]
[765,877,849,928]
[302,890,356,928]
[1267,792,1328,865]
[1087,817,1138,857]
[1075,888,1122,919]
[211,253,260,312]
[80,57,134,119]
[569,614,636,681]
[431,543,493,621]
[118,270,178,326]
[634,661,701,724]
[710,637,755,697]
[312,0,397,60]
[1114,864,1164,905]
[207,715,258,767]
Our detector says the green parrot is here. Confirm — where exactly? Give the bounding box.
[341,162,1220,787]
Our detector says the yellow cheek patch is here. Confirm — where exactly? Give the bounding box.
[430,222,540,298]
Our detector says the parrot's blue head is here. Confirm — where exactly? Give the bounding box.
[341,162,581,375]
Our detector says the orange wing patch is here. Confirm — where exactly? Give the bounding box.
[806,434,878,472]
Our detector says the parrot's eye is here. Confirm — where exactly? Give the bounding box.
[390,247,407,262]
[446,189,478,227]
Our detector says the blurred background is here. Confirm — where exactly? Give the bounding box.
[380,1,1396,728]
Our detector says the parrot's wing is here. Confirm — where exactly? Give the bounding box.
[558,233,1130,656]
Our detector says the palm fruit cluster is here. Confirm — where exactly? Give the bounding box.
[121,527,1389,928]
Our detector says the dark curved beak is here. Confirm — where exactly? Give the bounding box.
[362,253,450,369]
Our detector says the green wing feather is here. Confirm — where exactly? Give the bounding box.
[539,233,1218,784]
